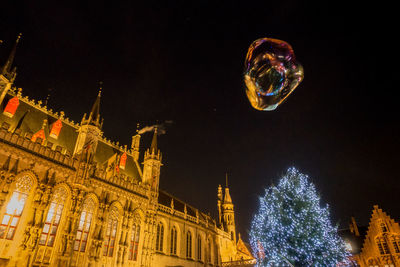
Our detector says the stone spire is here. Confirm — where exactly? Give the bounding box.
[143,127,162,188]
[222,173,236,242]
[131,123,141,161]
[1,33,21,82]
[73,83,103,156]
[224,173,232,204]
[81,83,103,129]
[0,34,22,106]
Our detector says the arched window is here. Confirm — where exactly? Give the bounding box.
[39,187,67,246]
[128,214,141,261]
[170,226,177,255]
[156,223,164,252]
[197,235,202,261]
[392,236,400,253]
[376,236,390,255]
[380,222,388,233]
[103,206,119,257]
[186,231,192,258]
[35,187,67,265]
[0,175,33,240]
[74,198,95,252]
[368,258,378,267]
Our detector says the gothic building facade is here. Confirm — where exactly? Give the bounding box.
[0,37,254,266]
[341,206,400,266]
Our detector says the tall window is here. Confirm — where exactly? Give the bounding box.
[128,214,141,261]
[197,235,202,261]
[103,206,119,257]
[186,231,192,258]
[35,187,67,265]
[0,175,33,240]
[214,245,219,265]
[170,226,177,255]
[376,237,390,255]
[392,236,400,253]
[156,223,164,252]
[74,198,95,252]
[207,239,212,263]
[39,187,67,246]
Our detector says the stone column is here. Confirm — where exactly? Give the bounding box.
[0,171,13,211]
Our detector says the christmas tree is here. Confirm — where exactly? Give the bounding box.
[250,167,350,266]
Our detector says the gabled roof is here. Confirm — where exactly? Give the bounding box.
[237,234,254,258]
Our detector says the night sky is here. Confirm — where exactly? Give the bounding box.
[1,1,399,240]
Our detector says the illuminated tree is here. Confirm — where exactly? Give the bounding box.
[250,167,350,266]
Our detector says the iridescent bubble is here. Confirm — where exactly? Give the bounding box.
[244,38,304,111]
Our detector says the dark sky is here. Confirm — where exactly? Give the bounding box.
[1,1,399,240]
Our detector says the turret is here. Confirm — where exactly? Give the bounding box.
[131,123,141,161]
[217,184,223,227]
[73,84,103,157]
[142,127,162,189]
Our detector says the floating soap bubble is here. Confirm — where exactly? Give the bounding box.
[244,38,304,111]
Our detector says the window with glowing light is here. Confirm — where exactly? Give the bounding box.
[49,119,62,139]
[156,223,164,252]
[39,187,67,246]
[3,96,19,118]
[35,187,67,264]
[128,214,141,261]
[186,231,192,258]
[119,152,127,170]
[31,129,46,143]
[103,206,119,257]
[0,175,33,240]
[74,198,95,252]
[170,226,177,255]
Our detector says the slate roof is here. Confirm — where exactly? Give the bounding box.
[0,90,142,181]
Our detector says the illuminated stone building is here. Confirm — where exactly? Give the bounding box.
[340,206,400,266]
[0,37,254,266]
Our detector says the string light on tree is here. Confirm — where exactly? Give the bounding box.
[250,167,350,266]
